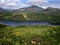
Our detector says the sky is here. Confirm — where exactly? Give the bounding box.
[0,0,60,9]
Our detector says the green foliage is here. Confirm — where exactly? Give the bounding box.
[0,25,60,45]
[0,10,60,23]
[0,24,6,28]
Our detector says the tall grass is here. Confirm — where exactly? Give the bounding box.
[0,25,60,45]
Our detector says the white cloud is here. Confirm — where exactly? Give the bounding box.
[0,0,60,9]
[6,3,17,6]
[27,0,48,6]
[0,0,19,4]
[0,0,20,9]
[0,0,48,9]
[20,4,29,8]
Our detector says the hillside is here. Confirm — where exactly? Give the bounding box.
[0,6,60,24]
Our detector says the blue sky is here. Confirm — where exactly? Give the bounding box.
[0,0,60,9]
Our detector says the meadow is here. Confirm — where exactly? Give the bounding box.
[0,24,60,45]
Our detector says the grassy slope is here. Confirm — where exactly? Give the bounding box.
[0,11,60,23]
[0,24,60,45]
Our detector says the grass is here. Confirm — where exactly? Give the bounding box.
[0,25,60,45]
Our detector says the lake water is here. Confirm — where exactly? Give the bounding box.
[0,20,52,26]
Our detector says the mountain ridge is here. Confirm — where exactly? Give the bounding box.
[0,6,60,12]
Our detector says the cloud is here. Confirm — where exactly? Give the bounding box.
[48,0,60,8]
[0,0,19,5]
[0,0,20,9]
[27,0,48,6]
[6,3,17,6]
[48,3,60,8]
[0,0,60,9]
[20,4,30,8]
[0,0,49,9]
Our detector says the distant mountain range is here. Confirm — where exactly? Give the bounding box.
[0,6,60,12]
[18,6,43,12]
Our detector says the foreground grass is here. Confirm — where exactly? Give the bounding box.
[0,25,60,45]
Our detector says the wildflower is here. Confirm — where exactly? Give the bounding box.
[3,36,6,40]
[6,38,12,42]
[25,42,27,45]
[31,40,36,44]
[53,31,56,34]
[13,31,21,36]
[47,32,49,35]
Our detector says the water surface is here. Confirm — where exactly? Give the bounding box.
[0,20,52,26]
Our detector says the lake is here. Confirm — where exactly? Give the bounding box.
[0,20,52,26]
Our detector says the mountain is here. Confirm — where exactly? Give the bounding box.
[0,8,6,12]
[0,6,60,12]
[14,6,60,13]
[17,6,44,12]
[0,8,12,12]
[44,7,60,11]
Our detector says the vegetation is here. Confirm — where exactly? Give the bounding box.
[0,24,60,45]
[0,10,60,24]
[0,24,7,28]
